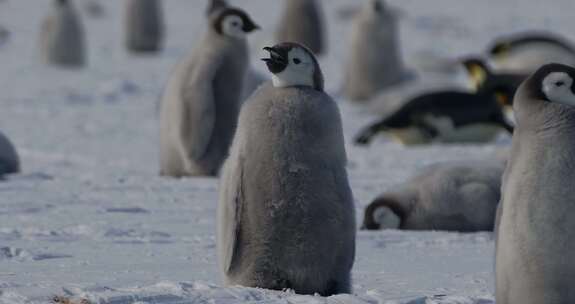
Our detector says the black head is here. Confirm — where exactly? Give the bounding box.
[212,7,259,37]
[521,63,575,105]
[373,0,386,13]
[262,42,324,92]
[206,0,228,17]
[361,196,405,230]
[461,57,493,91]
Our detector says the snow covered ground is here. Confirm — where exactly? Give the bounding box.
[0,0,574,303]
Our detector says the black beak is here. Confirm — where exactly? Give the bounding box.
[262,46,288,74]
[243,20,260,33]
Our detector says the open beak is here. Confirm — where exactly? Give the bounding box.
[262,46,288,74]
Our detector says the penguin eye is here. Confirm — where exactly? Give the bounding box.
[293,58,301,65]
[231,21,239,27]
[556,81,565,87]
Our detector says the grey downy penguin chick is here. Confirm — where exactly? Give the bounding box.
[488,32,575,74]
[362,160,504,232]
[496,63,575,304]
[354,86,514,146]
[125,0,164,53]
[0,131,19,177]
[343,0,411,102]
[276,0,326,56]
[40,0,86,67]
[204,0,268,101]
[218,42,356,296]
[159,7,259,177]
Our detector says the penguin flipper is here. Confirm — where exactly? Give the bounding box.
[218,155,244,275]
[180,55,220,161]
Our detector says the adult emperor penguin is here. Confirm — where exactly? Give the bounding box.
[354,86,514,145]
[159,7,259,177]
[362,160,504,232]
[488,32,575,73]
[496,63,575,304]
[343,0,410,102]
[125,0,165,53]
[276,0,326,56]
[40,0,86,67]
[462,57,526,97]
[218,42,356,295]
[0,131,19,177]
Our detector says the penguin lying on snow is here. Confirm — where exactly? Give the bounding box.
[354,85,515,145]
[343,0,411,102]
[218,43,356,296]
[40,0,86,67]
[488,31,575,73]
[125,0,164,53]
[362,160,504,232]
[159,7,259,177]
[276,0,326,56]
[0,131,19,177]
[496,63,575,304]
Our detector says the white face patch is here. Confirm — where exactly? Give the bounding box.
[271,47,315,89]
[373,206,401,229]
[542,72,575,106]
[221,15,245,39]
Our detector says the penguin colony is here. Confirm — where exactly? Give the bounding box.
[4,0,573,300]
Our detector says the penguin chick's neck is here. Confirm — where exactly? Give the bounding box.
[271,71,315,90]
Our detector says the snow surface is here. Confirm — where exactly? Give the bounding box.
[1,0,574,303]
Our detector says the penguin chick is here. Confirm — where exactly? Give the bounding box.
[354,86,514,146]
[0,131,19,177]
[496,63,575,304]
[276,0,326,56]
[488,31,575,73]
[362,160,504,232]
[218,42,356,296]
[159,7,259,177]
[203,0,268,100]
[125,0,165,53]
[40,0,86,67]
[343,0,412,102]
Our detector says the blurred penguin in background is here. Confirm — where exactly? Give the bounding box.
[0,131,19,177]
[488,32,575,74]
[362,160,504,232]
[354,85,514,146]
[276,0,326,56]
[206,0,228,16]
[343,0,411,102]
[159,7,259,177]
[205,0,268,101]
[83,0,106,19]
[40,0,86,67]
[125,0,165,54]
